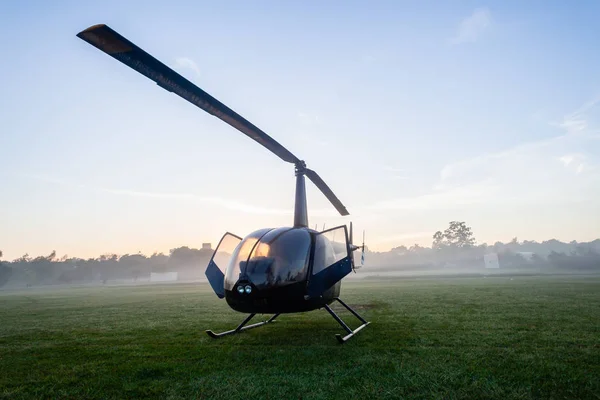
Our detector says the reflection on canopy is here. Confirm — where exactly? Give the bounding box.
[244,228,311,289]
[224,228,271,290]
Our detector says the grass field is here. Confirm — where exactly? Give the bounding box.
[1,276,599,399]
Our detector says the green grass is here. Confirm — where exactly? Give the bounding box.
[1,276,599,399]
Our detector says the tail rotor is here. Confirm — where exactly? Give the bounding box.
[360,230,365,268]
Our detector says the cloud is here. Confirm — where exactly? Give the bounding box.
[100,187,295,215]
[559,154,575,166]
[559,153,586,174]
[552,96,600,134]
[173,57,201,79]
[438,134,564,183]
[365,97,600,214]
[450,8,492,44]
[441,96,600,182]
[370,231,433,245]
[99,187,340,217]
[367,180,500,212]
[18,173,341,217]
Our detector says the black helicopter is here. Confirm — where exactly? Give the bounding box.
[77,24,369,343]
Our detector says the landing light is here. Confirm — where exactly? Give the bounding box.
[237,285,244,294]
[244,285,252,294]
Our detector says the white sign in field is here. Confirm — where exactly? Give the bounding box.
[150,272,178,282]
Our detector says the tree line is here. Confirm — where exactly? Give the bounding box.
[1,221,599,288]
[367,221,600,271]
[0,246,213,289]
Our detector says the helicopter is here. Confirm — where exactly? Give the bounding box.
[77,24,369,343]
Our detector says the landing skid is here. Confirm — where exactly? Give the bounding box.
[205,298,369,343]
[324,298,370,344]
[206,313,279,339]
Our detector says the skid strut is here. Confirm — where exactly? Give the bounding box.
[324,298,370,343]
[206,313,279,339]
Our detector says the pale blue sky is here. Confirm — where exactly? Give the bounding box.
[1,1,599,260]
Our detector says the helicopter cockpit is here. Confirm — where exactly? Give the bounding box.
[206,226,351,299]
[225,227,312,291]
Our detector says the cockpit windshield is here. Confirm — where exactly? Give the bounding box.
[224,228,271,290]
[245,228,311,289]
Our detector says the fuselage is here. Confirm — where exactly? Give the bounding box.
[221,226,343,313]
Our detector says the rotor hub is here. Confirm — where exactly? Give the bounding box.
[295,160,307,176]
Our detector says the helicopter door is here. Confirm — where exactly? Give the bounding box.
[205,232,242,298]
[307,225,352,298]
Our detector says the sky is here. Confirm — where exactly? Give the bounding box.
[1,0,600,260]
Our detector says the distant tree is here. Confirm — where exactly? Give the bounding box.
[149,252,169,272]
[444,221,476,248]
[432,231,446,250]
[17,253,32,263]
[0,250,3,259]
[26,250,59,285]
[391,245,408,255]
[409,244,424,253]
[168,246,212,271]
[433,221,476,249]
[18,254,36,287]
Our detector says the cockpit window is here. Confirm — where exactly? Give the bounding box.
[245,228,311,289]
[224,228,272,290]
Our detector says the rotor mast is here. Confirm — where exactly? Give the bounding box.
[294,161,308,228]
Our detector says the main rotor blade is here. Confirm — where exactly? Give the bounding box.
[305,169,349,216]
[76,24,300,164]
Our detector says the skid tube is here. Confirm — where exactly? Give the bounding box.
[206,313,279,339]
[324,298,370,343]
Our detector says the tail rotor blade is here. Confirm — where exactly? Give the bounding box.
[361,230,366,267]
[305,168,349,216]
